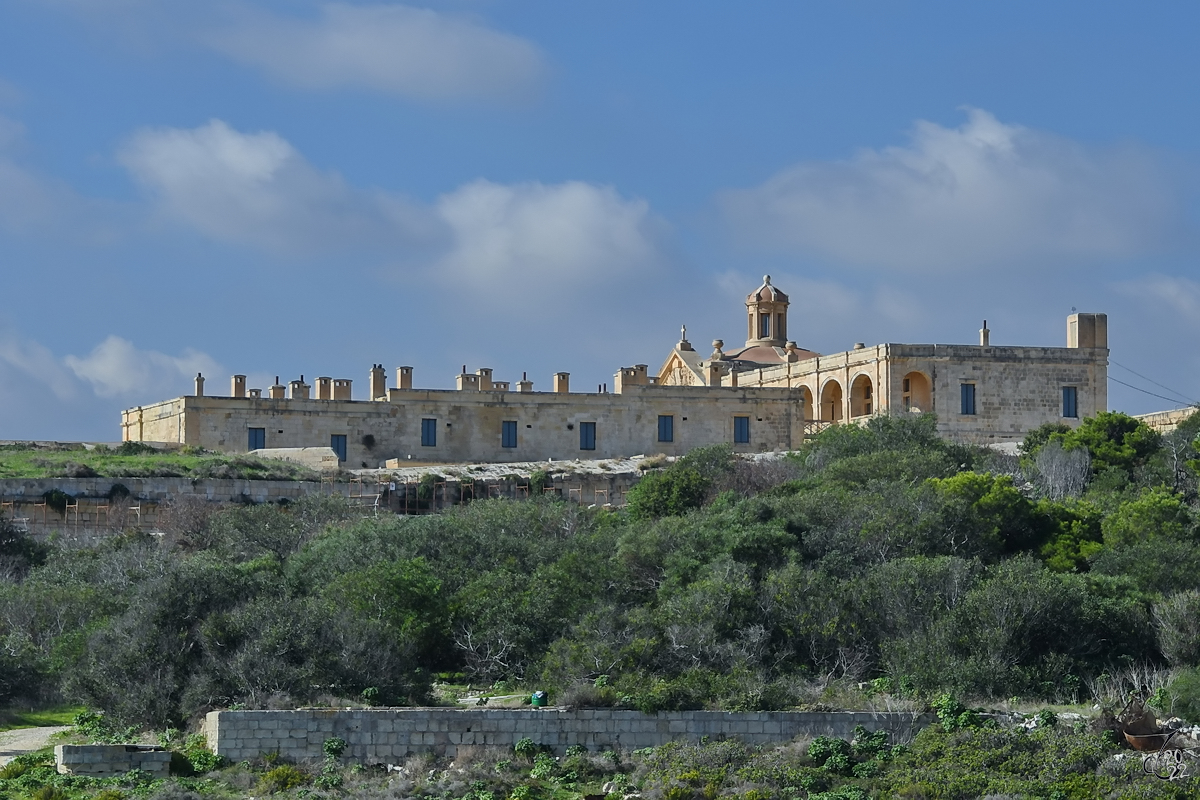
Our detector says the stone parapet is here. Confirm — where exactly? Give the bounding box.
[54,745,171,777]
[203,708,935,764]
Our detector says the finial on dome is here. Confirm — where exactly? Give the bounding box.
[763,275,771,285]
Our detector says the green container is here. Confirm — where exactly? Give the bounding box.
[531,691,548,707]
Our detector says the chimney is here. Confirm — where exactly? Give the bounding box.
[333,379,352,400]
[1067,313,1108,349]
[396,366,413,390]
[517,371,533,393]
[316,377,333,400]
[369,364,387,400]
[554,372,570,394]
[231,375,246,398]
[980,320,990,347]
[194,373,205,396]
[476,367,494,391]
[456,372,480,391]
[493,381,510,392]
[248,388,262,399]
[289,376,310,400]
[269,376,286,399]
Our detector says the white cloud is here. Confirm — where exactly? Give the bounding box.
[434,179,669,288]
[65,335,221,399]
[207,3,544,101]
[722,108,1177,272]
[119,119,433,253]
[1113,274,1200,323]
[0,330,77,400]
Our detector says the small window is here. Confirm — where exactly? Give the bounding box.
[960,383,976,416]
[1063,386,1078,418]
[421,418,437,447]
[658,415,674,443]
[734,416,750,444]
[330,434,347,462]
[502,420,518,448]
[248,427,265,451]
[579,421,596,451]
[759,314,770,339]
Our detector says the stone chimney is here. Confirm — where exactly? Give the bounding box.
[248,388,262,399]
[516,372,533,393]
[1067,313,1108,349]
[476,367,494,391]
[369,364,387,400]
[980,320,990,347]
[231,375,246,398]
[554,372,570,394]
[289,376,310,400]
[269,377,286,400]
[396,366,413,390]
[316,377,333,400]
[194,373,205,396]
[333,379,352,400]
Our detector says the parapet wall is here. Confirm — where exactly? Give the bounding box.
[203,708,935,763]
[55,745,170,777]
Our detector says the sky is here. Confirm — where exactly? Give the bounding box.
[1,0,1199,440]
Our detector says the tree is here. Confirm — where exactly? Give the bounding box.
[1060,412,1161,476]
[1101,487,1194,547]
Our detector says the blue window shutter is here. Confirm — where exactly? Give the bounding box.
[734,416,750,444]
[502,420,517,448]
[1063,386,1078,418]
[960,384,976,415]
[658,415,673,443]
[580,422,596,450]
[248,428,265,451]
[421,418,437,447]
[330,434,347,462]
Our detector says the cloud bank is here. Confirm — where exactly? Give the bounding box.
[722,108,1177,272]
[119,119,433,253]
[66,335,222,399]
[208,3,545,101]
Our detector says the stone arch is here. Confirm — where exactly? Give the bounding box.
[850,374,874,418]
[819,379,843,422]
[902,371,932,413]
[799,386,814,422]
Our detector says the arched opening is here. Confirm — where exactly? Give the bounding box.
[902,371,931,413]
[850,375,874,418]
[799,386,814,422]
[820,380,843,422]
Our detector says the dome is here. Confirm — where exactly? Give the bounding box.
[747,275,788,304]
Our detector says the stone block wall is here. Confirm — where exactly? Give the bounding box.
[54,745,171,777]
[203,708,935,764]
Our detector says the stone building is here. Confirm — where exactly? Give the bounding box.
[121,278,1108,465]
[657,276,1108,444]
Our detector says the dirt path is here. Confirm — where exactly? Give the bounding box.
[0,726,70,766]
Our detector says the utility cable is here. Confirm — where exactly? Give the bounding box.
[1107,376,1194,408]
[1111,360,1200,405]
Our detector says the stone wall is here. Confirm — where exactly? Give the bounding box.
[203,708,935,764]
[123,384,806,468]
[54,745,170,777]
[1136,408,1195,433]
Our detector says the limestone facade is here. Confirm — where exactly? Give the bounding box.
[121,278,1109,461]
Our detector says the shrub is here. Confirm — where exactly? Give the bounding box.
[256,764,309,794]
[625,467,709,520]
[1154,591,1200,667]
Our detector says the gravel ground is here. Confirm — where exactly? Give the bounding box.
[0,726,69,765]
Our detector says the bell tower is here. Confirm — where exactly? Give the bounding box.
[745,275,789,348]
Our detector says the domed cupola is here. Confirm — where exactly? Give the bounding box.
[745,275,789,348]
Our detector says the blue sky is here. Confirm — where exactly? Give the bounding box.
[1,1,1199,440]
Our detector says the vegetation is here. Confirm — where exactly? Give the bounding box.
[0,442,319,481]
[4,409,1200,794]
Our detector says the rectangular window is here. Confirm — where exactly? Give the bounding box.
[248,427,265,451]
[1063,386,1078,418]
[330,434,347,462]
[759,314,770,339]
[579,421,596,451]
[734,415,750,444]
[421,418,437,447]
[502,420,518,448]
[960,383,976,415]
[658,414,674,443]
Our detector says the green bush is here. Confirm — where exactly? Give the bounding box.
[256,764,309,794]
[625,467,709,520]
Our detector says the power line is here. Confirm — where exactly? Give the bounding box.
[1108,375,1194,407]
[1111,360,1200,405]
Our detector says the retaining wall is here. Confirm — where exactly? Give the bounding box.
[54,744,171,777]
[203,708,935,764]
